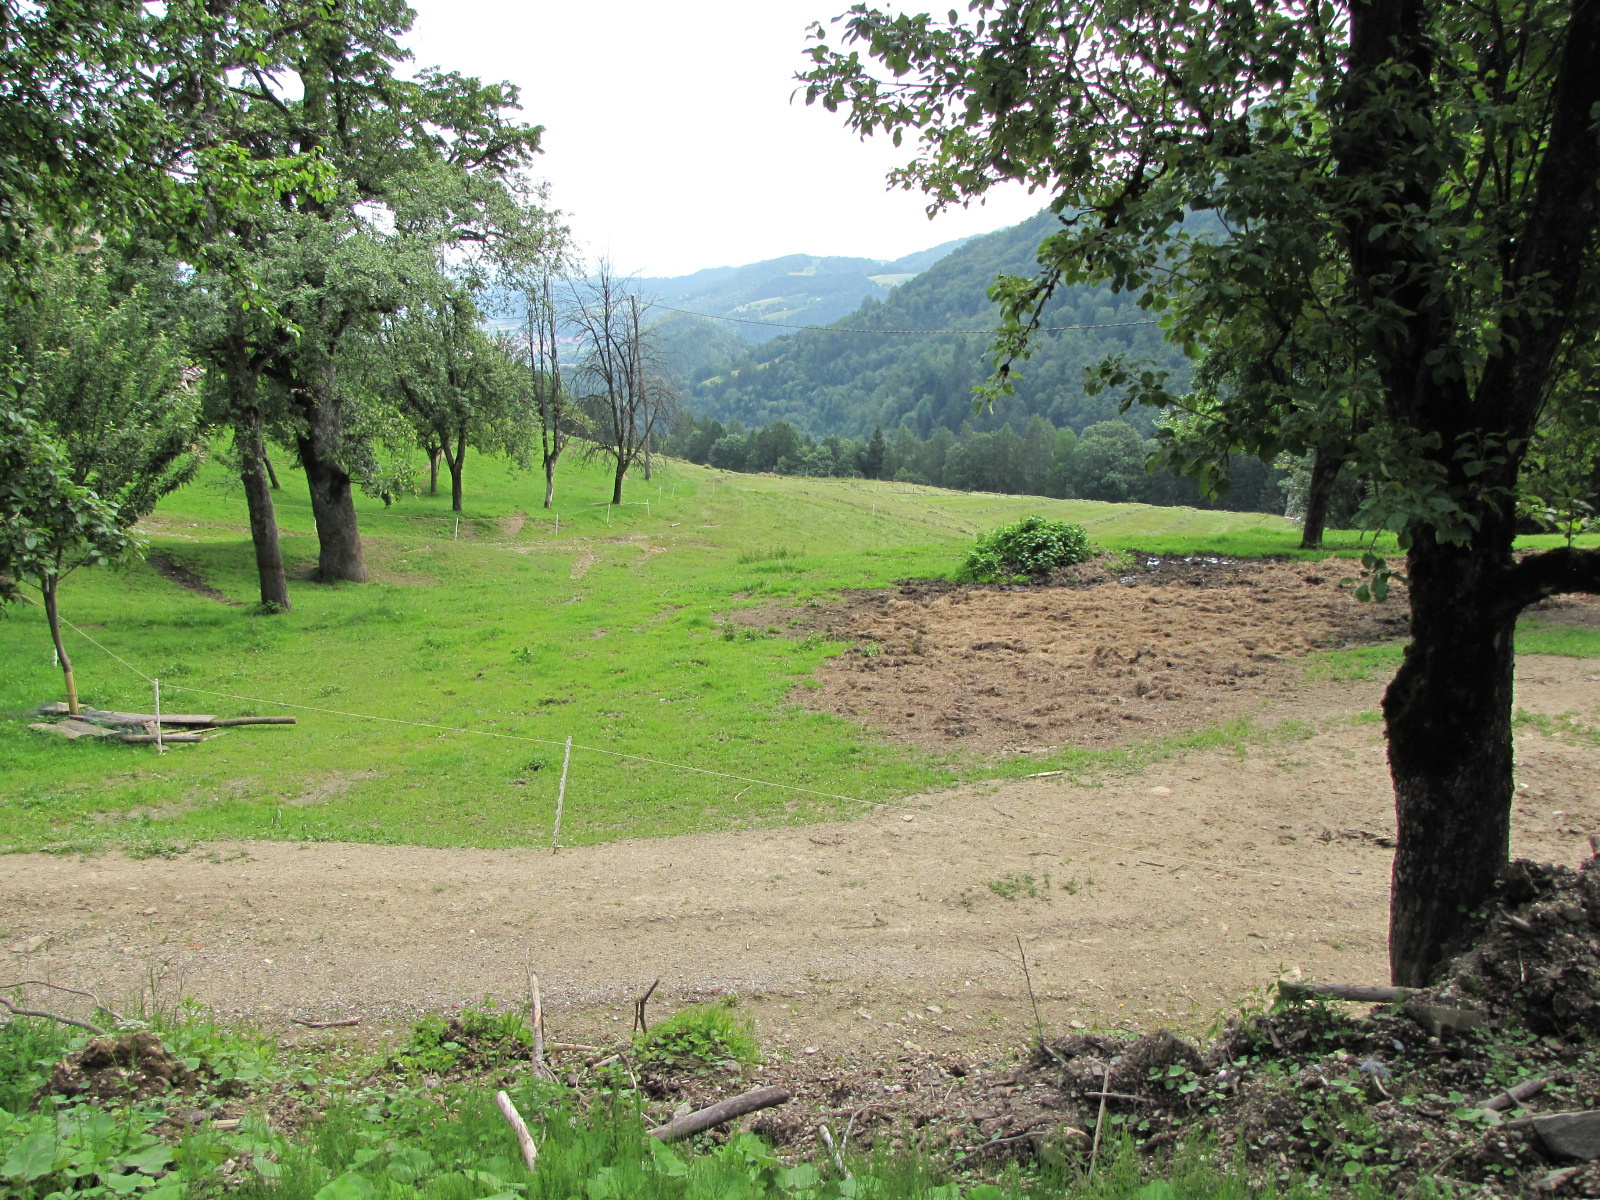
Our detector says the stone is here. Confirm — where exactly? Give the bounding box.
[1404,1001,1486,1036]
[1534,1112,1600,1161]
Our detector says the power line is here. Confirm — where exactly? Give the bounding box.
[654,303,1161,337]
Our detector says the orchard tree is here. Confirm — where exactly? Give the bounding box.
[0,405,139,713]
[805,0,1600,984]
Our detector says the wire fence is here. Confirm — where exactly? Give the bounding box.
[33,597,1392,908]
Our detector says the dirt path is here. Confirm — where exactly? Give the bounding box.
[5,652,1596,1060]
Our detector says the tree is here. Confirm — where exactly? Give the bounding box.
[375,288,527,512]
[522,268,573,509]
[804,0,1600,984]
[570,265,678,505]
[0,404,141,714]
[1064,421,1147,502]
[201,0,543,582]
[859,425,887,479]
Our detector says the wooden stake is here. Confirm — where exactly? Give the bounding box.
[153,679,164,755]
[494,1090,539,1173]
[528,968,552,1081]
[552,736,571,852]
[1089,1060,1110,1177]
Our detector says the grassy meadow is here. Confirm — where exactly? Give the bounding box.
[1,451,1594,856]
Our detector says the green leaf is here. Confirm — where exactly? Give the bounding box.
[646,1138,687,1178]
[1,1132,58,1182]
[122,1143,174,1175]
[314,1171,377,1200]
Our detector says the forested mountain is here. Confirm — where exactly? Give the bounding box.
[682,211,1192,440]
[636,238,971,343]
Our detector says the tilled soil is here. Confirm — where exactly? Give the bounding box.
[751,557,1412,754]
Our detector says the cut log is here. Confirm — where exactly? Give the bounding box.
[116,733,205,744]
[646,1086,793,1143]
[77,708,218,727]
[1277,983,1415,1003]
[209,716,297,727]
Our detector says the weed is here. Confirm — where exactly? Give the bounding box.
[987,871,1049,901]
[634,997,760,1072]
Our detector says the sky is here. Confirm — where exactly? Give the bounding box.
[402,0,1046,278]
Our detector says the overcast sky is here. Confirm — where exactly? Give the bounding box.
[402,0,1045,278]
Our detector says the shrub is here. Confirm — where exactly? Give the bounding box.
[634,998,760,1071]
[958,515,1093,582]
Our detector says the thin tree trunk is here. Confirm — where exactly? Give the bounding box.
[262,452,281,491]
[543,458,555,509]
[1300,447,1341,550]
[428,449,441,496]
[1383,530,1516,985]
[295,383,367,583]
[41,577,78,714]
[236,406,291,612]
[612,460,625,505]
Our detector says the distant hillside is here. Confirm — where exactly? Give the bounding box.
[682,212,1194,440]
[636,238,972,344]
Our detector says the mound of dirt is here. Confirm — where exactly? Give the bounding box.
[756,558,1409,753]
[46,1031,197,1103]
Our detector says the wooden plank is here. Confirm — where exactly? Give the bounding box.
[28,720,116,739]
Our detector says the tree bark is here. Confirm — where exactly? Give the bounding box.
[1299,447,1340,550]
[41,576,78,714]
[262,452,281,491]
[611,461,625,505]
[543,460,555,509]
[428,448,441,496]
[235,405,291,612]
[447,430,466,513]
[1383,530,1517,985]
[294,381,367,583]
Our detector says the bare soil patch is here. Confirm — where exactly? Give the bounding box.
[739,559,1409,754]
[147,551,240,606]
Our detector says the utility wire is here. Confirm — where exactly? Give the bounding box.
[654,303,1161,337]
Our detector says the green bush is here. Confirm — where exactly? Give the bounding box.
[958,515,1093,582]
[634,998,760,1072]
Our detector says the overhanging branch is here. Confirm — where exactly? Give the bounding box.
[1501,546,1600,614]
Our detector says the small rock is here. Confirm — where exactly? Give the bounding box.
[1537,1166,1584,1191]
[1535,1112,1600,1161]
[1148,786,1173,797]
[1069,1020,1087,1030]
[1405,1001,1486,1036]
[803,1046,819,1055]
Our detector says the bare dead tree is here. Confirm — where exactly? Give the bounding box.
[569,263,676,505]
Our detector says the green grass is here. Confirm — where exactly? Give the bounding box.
[2,452,1596,855]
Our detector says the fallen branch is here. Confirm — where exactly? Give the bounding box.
[494,1090,539,1173]
[1277,982,1414,1003]
[117,732,205,745]
[209,716,298,727]
[1480,1077,1549,1112]
[646,1085,793,1143]
[1088,1060,1111,1178]
[546,1042,597,1053]
[289,1017,361,1029]
[0,979,124,1024]
[0,995,105,1035]
[529,969,553,1082]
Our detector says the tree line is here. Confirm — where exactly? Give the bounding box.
[665,411,1292,514]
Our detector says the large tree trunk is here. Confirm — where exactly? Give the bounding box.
[428,448,441,496]
[295,383,367,583]
[41,576,78,714]
[1383,530,1517,985]
[1299,447,1341,550]
[611,460,625,505]
[235,405,291,612]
